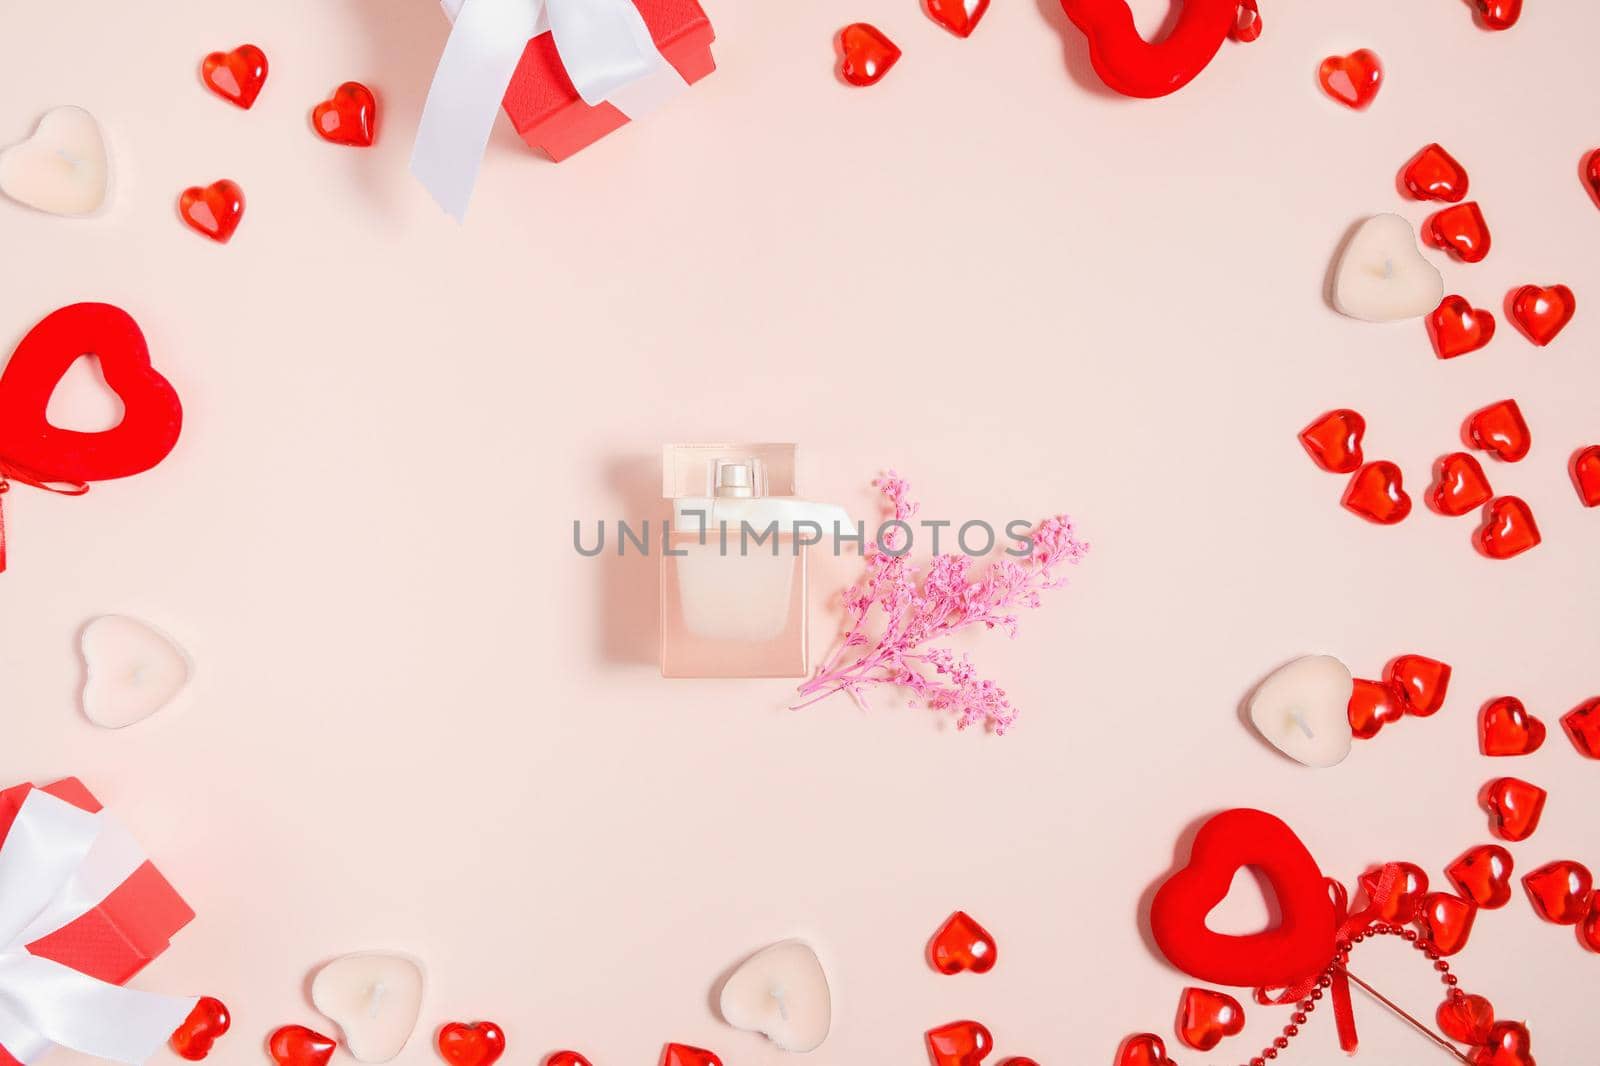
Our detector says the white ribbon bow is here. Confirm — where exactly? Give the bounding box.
[413,0,690,220]
[0,790,195,1065]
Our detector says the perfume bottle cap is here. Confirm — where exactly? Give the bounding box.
[714,459,760,498]
[662,444,797,498]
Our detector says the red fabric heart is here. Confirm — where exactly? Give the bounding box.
[1428,296,1496,359]
[1438,994,1496,1046]
[1348,678,1404,740]
[925,1021,992,1066]
[267,1026,336,1066]
[1402,143,1469,202]
[438,1022,506,1066]
[1416,892,1477,956]
[1480,696,1545,755]
[1469,1021,1536,1066]
[1299,409,1365,473]
[924,0,990,37]
[1522,861,1593,924]
[1508,284,1575,346]
[1571,447,1600,507]
[1474,0,1522,29]
[313,81,377,147]
[179,180,246,243]
[1429,453,1493,516]
[1425,203,1491,263]
[1342,461,1411,524]
[1176,987,1244,1051]
[170,997,230,1061]
[837,24,901,86]
[1359,862,1428,923]
[1464,400,1530,463]
[662,1045,721,1066]
[929,911,997,974]
[1447,845,1514,910]
[1057,0,1242,99]
[1562,697,1600,757]
[1114,1034,1176,1066]
[1318,49,1383,109]
[1386,655,1452,716]
[201,44,269,109]
[1482,777,1546,842]
[1475,497,1540,560]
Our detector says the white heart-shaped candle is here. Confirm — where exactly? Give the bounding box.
[1332,214,1443,322]
[1248,655,1354,768]
[80,615,192,728]
[311,953,426,1063]
[719,940,831,1053]
[0,106,110,216]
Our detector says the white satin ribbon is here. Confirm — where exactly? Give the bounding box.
[413,0,689,220]
[0,790,195,1065]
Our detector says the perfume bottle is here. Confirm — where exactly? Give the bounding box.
[660,444,849,678]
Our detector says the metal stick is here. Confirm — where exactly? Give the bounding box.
[1338,965,1473,1064]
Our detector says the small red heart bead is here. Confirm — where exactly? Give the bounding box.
[1115,1034,1176,1066]
[179,180,245,243]
[1464,400,1530,462]
[1448,844,1515,909]
[1348,678,1404,739]
[1416,892,1477,955]
[1562,697,1600,757]
[1585,150,1600,207]
[1523,860,1593,925]
[313,81,377,147]
[1232,0,1262,43]
[929,911,997,974]
[1428,296,1496,359]
[1386,654,1452,716]
[926,1020,992,1066]
[1403,144,1469,202]
[267,1026,336,1066]
[170,997,230,1061]
[1299,409,1365,473]
[1425,202,1491,263]
[1318,49,1382,109]
[1475,497,1541,560]
[202,44,268,108]
[1429,453,1493,516]
[924,0,990,37]
[997,1060,1038,1066]
[1509,284,1575,346]
[438,1022,506,1066]
[1343,461,1411,524]
[1474,0,1522,30]
[1176,987,1244,1051]
[545,1054,592,1066]
[662,1045,721,1066]
[1582,894,1600,953]
[1361,862,1429,922]
[1468,1021,1535,1066]
[1438,994,1496,1046]
[1572,447,1600,507]
[837,24,901,86]
[1482,777,1546,842]
[1480,696,1546,755]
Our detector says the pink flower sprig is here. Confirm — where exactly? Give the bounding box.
[794,472,1088,734]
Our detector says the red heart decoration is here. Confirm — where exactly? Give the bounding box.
[170,997,230,1061]
[1115,1033,1176,1066]
[545,1054,592,1066]
[1299,409,1365,473]
[1057,0,1242,98]
[201,44,269,109]
[1425,203,1491,263]
[997,1060,1038,1066]
[1581,894,1600,953]
[1150,809,1337,989]
[837,24,901,86]
[662,1046,720,1066]
[1318,49,1383,109]
[1447,845,1515,909]
[1176,987,1244,1051]
[929,910,997,974]
[1571,447,1600,507]
[1342,461,1411,524]
[179,180,246,243]
[925,1020,992,1066]
[1348,678,1404,740]
[1481,777,1546,842]
[438,1022,506,1066]
[1416,892,1477,956]
[1474,0,1522,29]
[1469,1021,1536,1066]
[1585,150,1600,208]
[1464,400,1530,463]
[267,1026,336,1066]
[1428,296,1496,359]
[1562,697,1600,757]
[1522,861,1593,925]
[924,0,990,37]
[1475,497,1540,560]
[1480,696,1545,755]
[1508,284,1575,346]
[313,81,377,147]
[1402,143,1469,203]
[1438,994,1496,1046]
[1360,862,1429,922]
[1386,654,1452,716]
[1232,0,1263,42]
[1429,453,1493,516]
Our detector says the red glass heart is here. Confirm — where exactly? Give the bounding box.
[1474,0,1522,29]
[1387,655,1452,716]
[1562,697,1600,758]
[1469,1021,1534,1066]
[1318,49,1382,109]
[1482,777,1546,842]
[1509,284,1575,346]
[1475,497,1540,560]
[202,44,268,109]
[1415,892,1477,956]
[438,1022,506,1066]
[1057,0,1242,98]
[179,180,245,243]
[1582,894,1600,953]
[1299,409,1365,473]
[1361,862,1429,922]
[545,1055,592,1066]
[837,24,901,86]
[170,997,230,1060]
[926,1020,992,1066]
[1438,994,1496,1046]
[1523,861,1593,925]
[1425,203,1491,263]
[1402,144,1469,202]
[1586,149,1600,208]
[267,1026,336,1066]
[925,0,990,37]
[1428,296,1496,359]
[662,1045,721,1066]
[1115,1034,1176,1066]
[997,1060,1038,1066]
[1464,400,1530,462]
[1429,453,1492,516]
[1480,696,1546,755]
[1176,987,1244,1051]
[1447,845,1514,910]
[1343,461,1411,524]
[1232,0,1262,43]
[1572,446,1600,507]
[1348,678,1404,740]
[313,81,377,147]
[929,911,997,974]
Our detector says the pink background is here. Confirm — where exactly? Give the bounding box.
[1,1,1597,1063]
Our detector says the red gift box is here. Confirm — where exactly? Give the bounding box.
[501,0,716,161]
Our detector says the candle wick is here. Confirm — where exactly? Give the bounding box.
[54,147,80,168]
[770,984,790,1023]
[1382,257,1394,280]
[1292,708,1315,740]
[366,982,387,1019]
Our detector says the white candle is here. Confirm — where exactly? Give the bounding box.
[79,616,192,728]
[719,940,831,1053]
[1332,214,1443,322]
[311,953,425,1063]
[0,106,109,216]
[1248,655,1354,768]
